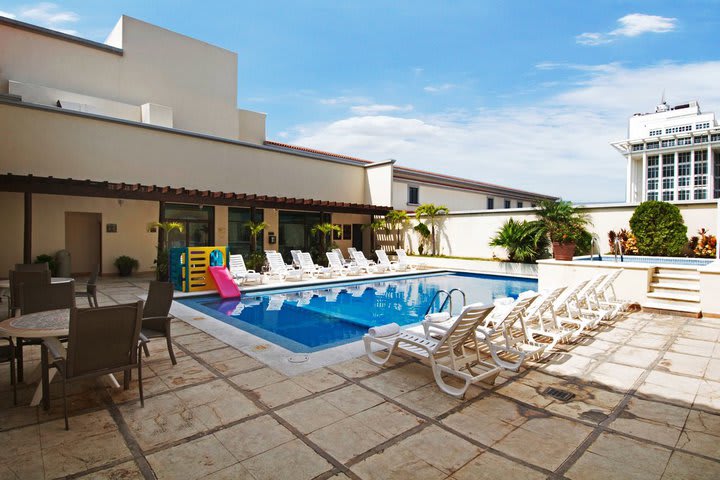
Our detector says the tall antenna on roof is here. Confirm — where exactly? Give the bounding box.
[656,90,669,112]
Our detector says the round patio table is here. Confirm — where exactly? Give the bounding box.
[0,309,120,406]
[0,277,74,289]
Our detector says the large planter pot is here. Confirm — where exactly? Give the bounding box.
[552,242,576,261]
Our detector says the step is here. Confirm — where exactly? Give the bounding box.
[656,267,702,277]
[653,272,700,281]
[642,300,702,315]
[650,282,700,292]
[646,291,701,303]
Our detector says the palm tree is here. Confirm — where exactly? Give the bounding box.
[244,220,268,253]
[489,219,548,263]
[147,221,184,280]
[363,218,385,252]
[413,222,431,255]
[311,223,342,258]
[384,210,409,250]
[415,203,449,256]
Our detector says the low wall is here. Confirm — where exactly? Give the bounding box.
[403,201,719,259]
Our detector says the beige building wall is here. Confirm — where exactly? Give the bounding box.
[0,193,24,276]
[0,16,246,139]
[392,181,491,211]
[365,163,394,207]
[0,103,368,204]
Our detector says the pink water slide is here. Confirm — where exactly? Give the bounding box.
[208,266,241,299]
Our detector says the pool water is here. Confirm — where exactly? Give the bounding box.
[178,272,537,353]
[576,255,713,267]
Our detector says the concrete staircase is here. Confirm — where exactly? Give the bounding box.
[643,267,701,317]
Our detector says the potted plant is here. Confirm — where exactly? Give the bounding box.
[244,220,268,271]
[311,223,342,264]
[114,255,139,276]
[536,200,590,261]
[147,221,184,281]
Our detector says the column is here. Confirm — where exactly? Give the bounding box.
[23,192,32,264]
[641,151,648,201]
[626,155,634,202]
[674,151,679,202]
[690,150,696,201]
[708,143,714,199]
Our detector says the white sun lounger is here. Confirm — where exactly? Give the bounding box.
[596,269,635,312]
[265,251,303,281]
[396,248,425,269]
[553,279,599,337]
[326,251,360,276]
[364,305,501,397]
[520,286,574,351]
[299,252,333,278]
[351,250,388,274]
[376,250,407,271]
[332,248,352,266]
[229,254,262,285]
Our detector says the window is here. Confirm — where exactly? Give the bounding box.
[714,153,720,199]
[711,134,720,142]
[695,189,707,200]
[694,135,708,144]
[665,125,692,134]
[487,198,494,210]
[679,190,691,201]
[678,137,692,145]
[163,203,215,249]
[646,155,659,200]
[695,151,708,198]
[228,207,264,255]
[662,154,675,177]
[531,203,536,208]
[517,201,524,208]
[662,190,674,201]
[648,191,659,201]
[661,139,675,148]
[678,152,691,188]
[632,144,644,152]
[504,200,511,209]
[407,186,419,205]
[649,129,662,136]
[646,142,659,150]
[696,122,710,130]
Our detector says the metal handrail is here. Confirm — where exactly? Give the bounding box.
[613,237,624,262]
[424,288,467,316]
[590,236,603,261]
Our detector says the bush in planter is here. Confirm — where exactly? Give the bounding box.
[34,254,58,275]
[489,218,548,263]
[629,201,687,256]
[536,200,590,259]
[114,255,139,276]
[693,228,717,258]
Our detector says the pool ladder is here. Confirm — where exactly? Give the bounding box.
[424,288,467,317]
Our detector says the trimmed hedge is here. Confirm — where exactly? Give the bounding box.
[629,201,687,256]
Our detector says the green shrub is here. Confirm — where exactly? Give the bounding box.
[629,201,688,256]
[114,255,139,276]
[489,218,548,263]
[34,254,58,276]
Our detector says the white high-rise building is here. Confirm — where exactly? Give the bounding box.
[612,100,720,203]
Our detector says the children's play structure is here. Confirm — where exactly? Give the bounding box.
[169,246,241,298]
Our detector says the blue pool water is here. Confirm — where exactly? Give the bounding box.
[177,272,537,353]
[576,255,713,267]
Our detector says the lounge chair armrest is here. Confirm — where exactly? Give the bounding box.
[392,336,434,354]
[142,315,172,322]
[247,269,257,273]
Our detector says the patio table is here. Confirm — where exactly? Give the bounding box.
[0,277,74,304]
[0,308,120,407]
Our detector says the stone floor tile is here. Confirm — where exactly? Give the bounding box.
[587,362,645,393]
[319,384,384,416]
[676,409,720,459]
[704,358,720,382]
[208,355,262,377]
[75,461,144,479]
[147,434,237,480]
[353,402,424,438]
[328,358,382,379]
[669,337,716,358]
[441,395,527,447]
[173,332,229,354]
[0,451,46,479]
[200,462,256,480]
[694,379,720,411]
[661,450,720,480]
[657,351,710,378]
[610,397,689,446]
[566,432,672,480]
[350,440,446,480]
[152,356,217,390]
[119,391,207,450]
[636,371,701,406]
[214,415,295,461]
[254,379,312,408]
[241,438,332,480]
[290,368,346,393]
[451,451,546,480]
[394,383,468,417]
[679,324,720,343]
[494,416,592,471]
[171,320,203,337]
[396,425,482,474]
[608,345,659,369]
[540,352,598,377]
[228,367,285,391]
[627,332,668,350]
[0,424,41,465]
[544,382,624,425]
[276,396,348,434]
[307,416,387,463]
[174,380,262,429]
[195,347,245,365]
[360,363,434,398]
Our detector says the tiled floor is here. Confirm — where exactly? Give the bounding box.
[1,277,719,479]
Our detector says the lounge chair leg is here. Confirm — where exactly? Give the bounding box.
[123,371,131,390]
[166,336,177,365]
[431,366,470,398]
[363,338,395,366]
[62,378,68,430]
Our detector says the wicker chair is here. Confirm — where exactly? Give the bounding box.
[42,302,145,429]
[0,337,17,405]
[16,280,75,382]
[140,281,177,365]
[14,263,50,272]
[75,265,99,308]
[8,269,51,317]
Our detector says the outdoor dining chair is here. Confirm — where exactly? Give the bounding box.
[14,263,50,272]
[16,280,75,382]
[140,281,177,365]
[8,269,51,317]
[0,336,17,405]
[75,264,99,308]
[41,301,145,429]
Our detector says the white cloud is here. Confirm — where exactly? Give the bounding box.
[349,104,413,115]
[285,61,720,203]
[577,13,677,46]
[424,83,456,93]
[319,96,371,106]
[535,62,621,73]
[2,2,80,35]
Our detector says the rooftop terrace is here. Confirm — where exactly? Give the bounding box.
[1,275,719,479]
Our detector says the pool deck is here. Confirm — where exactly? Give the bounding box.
[1,276,720,479]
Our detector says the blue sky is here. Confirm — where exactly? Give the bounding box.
[2,1,720,202]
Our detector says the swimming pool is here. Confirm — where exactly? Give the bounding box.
[178,272,537,353]
[575,255,714,267]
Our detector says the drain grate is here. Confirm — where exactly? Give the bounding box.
[544,387,576,402]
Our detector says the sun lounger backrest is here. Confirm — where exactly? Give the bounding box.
[332,248,345,261]
[434,305,493,356]
[229,254,247,275]
[290,250,303,267]
[299,252,316,269]
[266,252,288,273]
[351,250,369,267]
[502,294,539,328]
[327,251,343,270]
[376,250,390,265]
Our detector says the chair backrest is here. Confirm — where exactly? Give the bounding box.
[332,248,345,262]
[434,305,493,356]
[87,264,100,286]
[229,254,248,275]
[351,250,369,267]
[396,248,407,259]
[375,250,391,266]
[502,293,539,328]
[14,263,50,272]
[18,280,75,315]
[266,252,288,273]
[9,270,50,308]
[65,302,143,378]
[555,279,590,316]
[144,281,174,319]
[299,252,316,270]
[326,251,342,270]
[290,250,303,267]
[347,247,358,257]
